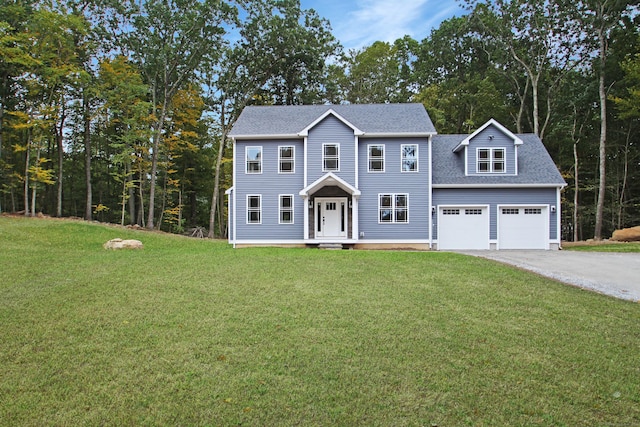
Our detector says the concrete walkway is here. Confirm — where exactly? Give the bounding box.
[459,250,640,302]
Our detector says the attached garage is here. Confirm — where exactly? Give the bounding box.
[498,206,549,249]
[438,206,489,250]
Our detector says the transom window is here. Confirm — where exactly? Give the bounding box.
[246,146,262,174]
[401,144,418,172]
[379,194,408,223]
[247,195,261,224]
[368,144,385,172]
[279,146,295,173]
[323,144,339,172]
[477,148,505,173]
[279,195,294,224]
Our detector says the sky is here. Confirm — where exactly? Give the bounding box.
[301,0,467,51]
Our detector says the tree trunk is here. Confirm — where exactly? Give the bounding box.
[208,129,228,239]
[617,125,630,229]
[573,141,579,242]
[83,90,92,220]
[24,130,31,216]
[146,95,167,230]
[128,162,135,225]
[56,110,66,217]
[594,25,607,240]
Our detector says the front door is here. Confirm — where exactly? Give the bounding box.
[316,198,347,238]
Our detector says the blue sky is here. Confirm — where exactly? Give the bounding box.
[301,0,467,51]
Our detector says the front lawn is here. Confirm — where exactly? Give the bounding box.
[1,216,638,426]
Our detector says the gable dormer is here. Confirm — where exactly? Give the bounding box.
[452,119,522,176]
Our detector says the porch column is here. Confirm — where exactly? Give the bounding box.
[352,197,359,240]
[302,196,309,240]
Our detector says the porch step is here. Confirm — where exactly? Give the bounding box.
[318,243,343,250]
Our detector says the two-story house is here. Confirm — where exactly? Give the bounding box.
[226,103,566,250]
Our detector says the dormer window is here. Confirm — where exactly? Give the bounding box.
[477,148,505,173]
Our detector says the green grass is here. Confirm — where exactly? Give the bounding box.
[563,242,640,252]
[1,216,639,426]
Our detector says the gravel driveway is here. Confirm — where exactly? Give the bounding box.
[459,250,640,302]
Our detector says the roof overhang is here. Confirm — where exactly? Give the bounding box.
[452,119,523,153]
[433,183,567,189]
[230,134,301,141]
[299,172,361,198]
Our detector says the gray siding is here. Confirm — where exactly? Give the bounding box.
[234,139,305,240]
[307,115,356,186]
[358,137,430,240]
[432,188,558,240]
[466,125,517,175]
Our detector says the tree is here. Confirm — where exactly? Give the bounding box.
[125,0,236,230]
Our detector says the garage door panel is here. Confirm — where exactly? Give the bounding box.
[438,207,489,250]
[498,207,548,249]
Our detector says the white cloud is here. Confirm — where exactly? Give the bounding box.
[329,0,464,50]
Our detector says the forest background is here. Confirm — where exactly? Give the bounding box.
[0,0,638,240]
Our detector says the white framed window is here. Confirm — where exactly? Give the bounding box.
[502,208,519,215]
[323,143,339,172]
[379,194,409,223]
[477,148,505,173]
[246,146,262,174]
[279,146,295,173]
[401,144,418,172]
[368,144,385,172]
[247,195,261,224]
[279,195,294,224]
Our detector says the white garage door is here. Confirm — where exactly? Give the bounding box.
[438,207,489,250]
[498,206,548,249]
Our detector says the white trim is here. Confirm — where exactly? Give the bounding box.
[303,136,308,187]
[556,187,562,246]
[231,132,437,140]
[352,197,359,240]
[354,135,359,188]
[476,147,506,174]
[367,143,385,173]
[514,144,519,175]
[378,193,409,224]
[464,146,469,176]
[322,142,340,172]
[401,143,419,173]
[278,145,295,174]
[232,140,237,247]
[231,134,300,140]
[226,187,234,245]
[428,135,433,246]
[453,118,523,152]
[246,194,262,225]
[299,172,361,197]
[298,109,365,137]
[433,184,566,189]
[278,194,295,225]
[245,146,262,174]
[359,132,437,138]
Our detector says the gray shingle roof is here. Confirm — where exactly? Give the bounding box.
[432,134,566,186]
[229,103,436,137]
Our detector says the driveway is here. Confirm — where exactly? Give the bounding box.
[459,250,640,302]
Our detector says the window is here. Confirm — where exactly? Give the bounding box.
[246,146,262,174]
[279,195,294,224]
[323,144,339,171]
[525,208,542,215]
[379,194,409,223]
[247,195,261,224]
[465,209,483,215]
[502,208,519,215]
[477,148,505,173]
[442,209,460,215]
[279,146,294,173]
[368,144,384,172]
[401,144,418,172]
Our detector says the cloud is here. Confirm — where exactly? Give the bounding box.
[332,0,464,50]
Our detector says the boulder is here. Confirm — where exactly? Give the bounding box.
[611,226,640,242]
[103,238,143,250]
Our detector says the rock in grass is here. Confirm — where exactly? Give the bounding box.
[611,226,640,242]
[103,238,143,250]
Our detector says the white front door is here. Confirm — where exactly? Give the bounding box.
[316,198,347,238]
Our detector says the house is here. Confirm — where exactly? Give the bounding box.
[226,103,566,250]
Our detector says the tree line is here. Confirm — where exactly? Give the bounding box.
[1,0,638,240]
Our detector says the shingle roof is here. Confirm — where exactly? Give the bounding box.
[229,103,436,137]
[432,134,566,186]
